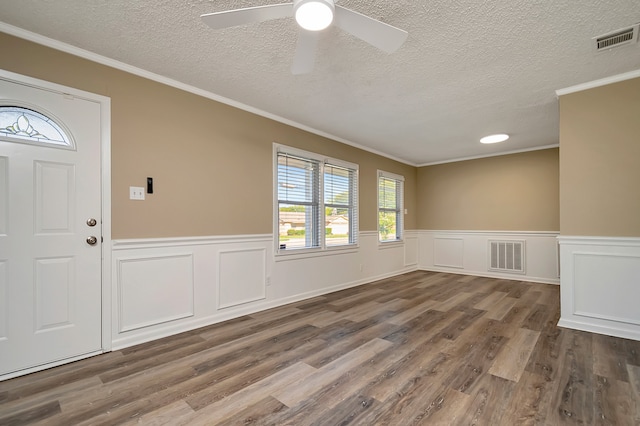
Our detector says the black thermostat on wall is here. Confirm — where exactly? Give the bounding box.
[147,177,153,194]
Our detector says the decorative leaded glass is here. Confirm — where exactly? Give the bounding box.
[0,106,73,148]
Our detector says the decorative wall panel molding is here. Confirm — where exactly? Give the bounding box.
[0,261,5,339]
[559,236,640,341]
[418,230,559,284]
[117,253,194,333]
[218,248,266,309]
[433,237,464,268]
[404,231,418,267]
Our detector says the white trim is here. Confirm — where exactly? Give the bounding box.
[557,318,640,342]
[555,69,640,96]
[420,267,560,285]
[112,234,272,250]
[558,235,640,247]
[377,169,405,181]
[0,22,414,167]
[274,246,359,262]
[418,144,559,167]
[421,230,559,237]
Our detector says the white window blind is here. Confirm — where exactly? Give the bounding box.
[277,152,321,250]
[324,163,358,247]
[378,170,404,242]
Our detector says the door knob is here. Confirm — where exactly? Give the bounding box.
[86,236,98,245]
[87,218,97,227]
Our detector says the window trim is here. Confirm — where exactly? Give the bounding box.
[377,169,405,245]
[274,144,359,257]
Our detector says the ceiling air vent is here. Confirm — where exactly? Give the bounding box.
[594,24,639,52]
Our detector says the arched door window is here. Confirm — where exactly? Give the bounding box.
[0,105,75,149]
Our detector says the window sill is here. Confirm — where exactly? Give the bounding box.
[378,240,404,249]
[275,245,358,262]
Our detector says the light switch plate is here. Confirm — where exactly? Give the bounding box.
[130,186,145,200]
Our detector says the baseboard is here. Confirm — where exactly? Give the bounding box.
[419,267,559,285]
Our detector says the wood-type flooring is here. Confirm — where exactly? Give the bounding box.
[1,271,640,425]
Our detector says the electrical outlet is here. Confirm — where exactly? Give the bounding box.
[266,277,271,286]
[130,186,145,200]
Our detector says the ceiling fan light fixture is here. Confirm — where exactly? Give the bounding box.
[294,0,334,31]
[480,133,509,144]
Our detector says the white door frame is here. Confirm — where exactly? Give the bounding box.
[0,69,112,373]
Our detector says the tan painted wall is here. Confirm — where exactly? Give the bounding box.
[559,77,640,237]
[417,149,559,231]
[0,33,416,238]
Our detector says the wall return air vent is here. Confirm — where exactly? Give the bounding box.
[593,24,639,51]
[488,240,525,275]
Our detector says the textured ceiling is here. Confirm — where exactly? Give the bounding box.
[1,0,639,165]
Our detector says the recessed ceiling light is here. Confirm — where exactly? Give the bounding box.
[480,134,509,144]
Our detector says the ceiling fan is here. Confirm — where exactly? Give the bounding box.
[201,0,408,74]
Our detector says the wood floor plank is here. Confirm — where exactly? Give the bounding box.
[628,364,640,425]
[115,400,195,426]
[179,362,317,426]
[264,346,408,425]
[488,328,540,382]
[486,296,518,320]
[543,329,595,425]
[213,396,286,426]
[593,333,631,382]
[385,298,439,325]
[431,291,475,312]
[272,337,392,407]
[499,370,550,425]
[0,376,102,421]
[593,375,634,425]
[416,387,471,425]
[458,373,517,425]
[184,337,326,411]
[2,271,639,425]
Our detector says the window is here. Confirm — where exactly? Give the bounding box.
[276,145,358,253]
[378,170,404,243]
[0,105,74,149]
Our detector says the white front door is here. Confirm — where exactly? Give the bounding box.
[0,76,103,376]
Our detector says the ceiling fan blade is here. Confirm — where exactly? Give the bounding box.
[333,6,408,53]
[201,3,293,30]
[291,29,319,75]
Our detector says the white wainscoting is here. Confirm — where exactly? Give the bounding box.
[558,236,640,341]
[110,231,417,349]
[417,230,559,284]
